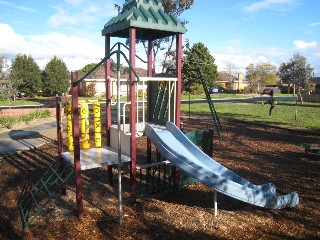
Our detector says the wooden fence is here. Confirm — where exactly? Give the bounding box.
[299,94,320,103]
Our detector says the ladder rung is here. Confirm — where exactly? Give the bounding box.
[40,179,53,197]
[30,191,39,208]
[19,204,27,226]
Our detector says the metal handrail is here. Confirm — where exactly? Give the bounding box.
[73,42,146,86]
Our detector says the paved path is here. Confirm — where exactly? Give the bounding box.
[0,121,57,156]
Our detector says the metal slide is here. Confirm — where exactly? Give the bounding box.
[145,122,299,209]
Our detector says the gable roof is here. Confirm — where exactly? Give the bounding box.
[101,0,186,40]
[311,77,320,85]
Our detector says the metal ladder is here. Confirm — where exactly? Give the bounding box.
[18,158,73,231]
[197,69,222,141]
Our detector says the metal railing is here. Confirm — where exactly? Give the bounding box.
[136,159,175,197]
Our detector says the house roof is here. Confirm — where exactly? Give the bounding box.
[311,77,320,85]
[101,0,186,40]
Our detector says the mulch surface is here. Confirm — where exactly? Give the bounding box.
[0,116,319,240]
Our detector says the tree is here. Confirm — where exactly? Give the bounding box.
[278,53,314,94]
[42,56,70,96]
[182,42,218,93]
[245,62,278,93]
[0,56,21,103]
[0,56,7,80]
[10,54,42,97]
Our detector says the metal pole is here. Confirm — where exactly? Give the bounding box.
[214,190,218,216]
[116,48,122,225]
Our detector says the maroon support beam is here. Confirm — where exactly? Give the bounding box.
[174,34,183,186]
[71,71,84,219]
[105,35,112,146]
[129,27,137,203]
[175,33,182,126]
[105,35,113,185]
[56,96,63,155]
[56,96,67,195]
[147,39,153,165]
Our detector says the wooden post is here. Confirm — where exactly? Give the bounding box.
[174,33,183,186]
[56,96,63,155]
[129,27,137,203]
[105,35,113,185]
[147,39,153,165]
[175,33,182,126]
[71,71,84,219]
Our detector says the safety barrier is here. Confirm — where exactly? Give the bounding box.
[137,160,175,197]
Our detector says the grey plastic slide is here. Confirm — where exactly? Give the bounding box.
[145,122,299,209]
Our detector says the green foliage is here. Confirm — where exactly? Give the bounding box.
[0,56,7,79]
[86,82,97,97]
[0,109,51,129]
[243,86,255,94]
[42,56,70,96]
[10,54,42,97]
[183,42,218,90]
[245,62,278,93]
[278,53,314,93]
[19,109,51,123]
[0,56,19,102]
[0,116,18,129]
[189,83,204,95]
[79,63,98,75]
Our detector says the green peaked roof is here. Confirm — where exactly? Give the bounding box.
[102,0,186,40]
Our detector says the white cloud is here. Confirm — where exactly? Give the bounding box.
[0,0,35,12]
[309,22,320,27]
[0,23,104,70]
[49,6,79,27]
[0,23,28,55]
[211,46,289,73]
[293,40,317,49]
[48,0,117,28]
[243,0,298,12]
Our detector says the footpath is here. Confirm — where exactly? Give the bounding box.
[0,120,57,156]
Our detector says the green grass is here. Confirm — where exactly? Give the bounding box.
[0,98,41,106]
[0,109,51,129]
[181,101,320,131]
[180,93,252,100]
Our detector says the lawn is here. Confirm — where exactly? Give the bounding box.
[181,101,320,131]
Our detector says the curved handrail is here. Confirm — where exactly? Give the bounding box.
[72,42,146,86]
[110,42,147,64]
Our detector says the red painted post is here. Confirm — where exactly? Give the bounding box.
[56,95,67,195]
[71,71,84,219]
[147,39,153,165]
[175,33,182,126]
[105,35,112,146]
[129,27,137,203]
[105,35,113,186]
[56,96,63,155]
[174,34,183,186]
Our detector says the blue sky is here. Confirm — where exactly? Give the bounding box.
[0,0,319,76]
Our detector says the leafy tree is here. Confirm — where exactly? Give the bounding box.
[182,42,218,92]
[245,62,278,93]
[10,54,42,97]
[0,56,20,103]
[278,53,314,94]
[42,56,70,96]
[0,56,7,79]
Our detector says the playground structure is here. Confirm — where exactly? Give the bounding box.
[17,0,299,231]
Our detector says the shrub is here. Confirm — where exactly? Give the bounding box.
[189,84,204,95]
[0,109,51,129]
[86,82,96,97]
